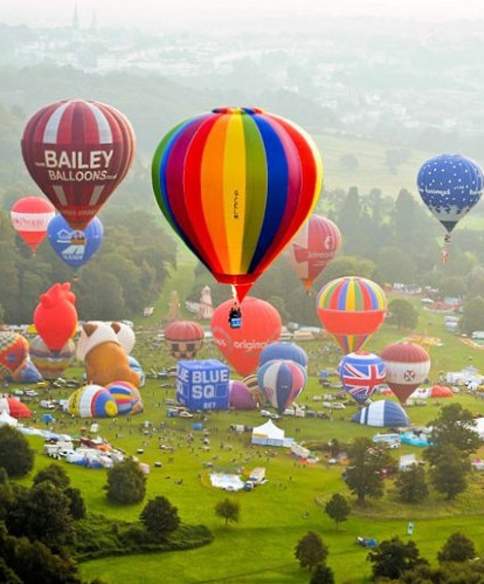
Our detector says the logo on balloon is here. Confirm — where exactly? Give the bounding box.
[38,150,116,183]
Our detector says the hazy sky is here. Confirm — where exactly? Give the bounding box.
[1,0,483,29]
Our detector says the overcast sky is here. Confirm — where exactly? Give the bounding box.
[1,0,483,29]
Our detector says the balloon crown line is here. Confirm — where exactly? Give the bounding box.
[212,107,264,115]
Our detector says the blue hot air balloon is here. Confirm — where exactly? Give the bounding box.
[259,342,308,369]
[48,215,103,269]
[417,154,483,236]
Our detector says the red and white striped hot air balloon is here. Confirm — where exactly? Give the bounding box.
[10,196,55,252]
[288,215,341,291]
[21,99,135,230]
[381,342,431,405]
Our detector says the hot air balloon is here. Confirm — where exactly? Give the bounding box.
[229,380,258,410]
[288,214,341,291]
[151,107,322,315]
[106,381,143,415]
[259,341,308,369]
[316,277,387,353]
[241,374,264,405]
[211,297,282,376]
[381,342,430,405]
[257,359,306,414]
[352,400,409,428]
[0,397,32,419]
[0,332,29,381]
[338,352,386,404]
[33,283,78,352]
[48,215,103,269]
[10,196,55,253]
[29,336,75,380]
[67,385,118,418]
[164,321,204,359]
[21,99,135,230]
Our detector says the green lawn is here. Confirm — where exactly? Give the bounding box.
[12,290,484,583]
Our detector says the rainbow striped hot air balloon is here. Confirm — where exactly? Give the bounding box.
[152,107,322,305]
[316,277,387,354]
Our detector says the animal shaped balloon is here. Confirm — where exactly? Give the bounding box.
[164,321,204,359]
[33,283,78,352]
[257,359,306,414]
[338,351,386,404]
[10,196,55,252]
[22,99,135,230]
[211,297,282,376]
[288,214,341,291]
[29,336,75,380]
[152,107,322,309]
[316,277,387,353]
[381,342,430,405]
[48,215,103,269]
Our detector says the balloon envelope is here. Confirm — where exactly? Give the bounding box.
[352,400,409,428]
[288,214,341,290]
[29,335,75,379]
[417,154,483,234]
[259,342,308,369]
[381,342,430,405]
[0,332,29,380]
[106,381,143,415]
[68,385,118,418]
[338,351,386,404]
[10,196,55,252]
[257,359,306,414]
[33,283,78,351]
[229,380,258,410]
[48,215,103,269]
[316,277,386,353]
[22,99,135,230]
[211,297,282,376]
[152,107,322,303]
[164,320,204,359]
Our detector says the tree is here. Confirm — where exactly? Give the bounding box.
[140,496,180,540]
[401,559,484,584]
[387,298,418,330]
[214,498,240,526]
[368,537,427,580]
[395,466,428,503]
[343,438,395,505]
[461,296,484,334]
[309,563,335,584]
[105,459,146,505]
[0,427,34,478]
[65,487,86,520]
[428,445,469,500]
[324,494,350,529]
[438,532,476,563]
[33,463,70,490]
[427,403,480,458]
[295,532,328,571]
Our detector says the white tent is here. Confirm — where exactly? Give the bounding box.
[252,420,286,446]
[0,410,17,427]
[475,418,484,440]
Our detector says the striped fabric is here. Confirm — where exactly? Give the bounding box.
[152,107,322,302]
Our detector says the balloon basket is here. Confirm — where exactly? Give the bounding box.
[441,234,451,264]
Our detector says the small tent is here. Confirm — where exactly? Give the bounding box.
[252,420,286,446]
[429,385,453,398]
[352,400,409,428]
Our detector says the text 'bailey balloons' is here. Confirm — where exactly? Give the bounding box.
[417,154,483,238]
[10,196,55,253]
[257,359,306,414]
[381,342,431,405]
[211,297,282,376]
[33,283,78,352]
[259,341,308,369]
[22,99,136,230]
[229,380,258,410]
[48,215,103,269]
[288,214,342,291]
[152,107,322,305]
[67,385,118,418]
[338,352,386,404]
[29,335,75,380]
[164,320,204,360]
[106,381,143,415]
[316,276,387,354]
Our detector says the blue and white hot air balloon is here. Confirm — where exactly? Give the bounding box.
[48,215,104,270]
[352,400,409,428]
[259,342,308,369]
[338,351,385,404]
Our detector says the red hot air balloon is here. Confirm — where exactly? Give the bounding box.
[211,297,282,376]
[21,99,135,230]
[33,283,78,352]
[288,214,342,291]
[10,196,55,252]
[381,342,431,405]
[164,320,204,359]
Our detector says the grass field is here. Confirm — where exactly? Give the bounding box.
[11,289,484,584]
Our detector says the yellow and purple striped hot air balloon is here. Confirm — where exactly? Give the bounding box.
[151,107,322,306]
[316,277,387,354]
